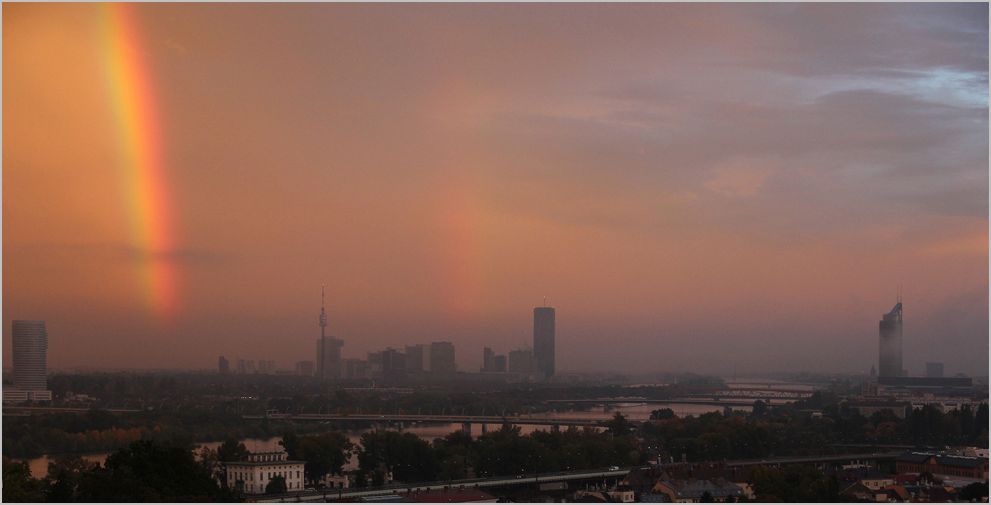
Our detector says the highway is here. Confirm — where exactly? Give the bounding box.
[252,467,633,502]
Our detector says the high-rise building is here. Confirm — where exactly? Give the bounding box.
[315,287,344,380]
[926,362,944,378]
[878,300,903,378]
[493,355,507,373]
[429,341,456,374]
[295,360,314,376]
[4,320,53,402]
[533,305,556,379]
[405,344,426,372]
[482,347,495,372]
[508,348,535,374]
[218,356,230,374]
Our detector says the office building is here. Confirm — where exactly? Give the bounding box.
[926,362,944,378]
[3,320,53,402]
[343,358,369,379]
[218,356,230,374]
[405,344,426,372]
[533,305,556,378]
[492,355,507,373]
[430,341,456,374]
[295,360,314,376]
[508,348,535,374]
[878,300,903,378]
[482,347,494,372]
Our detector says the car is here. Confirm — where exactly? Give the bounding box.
[608,466,620,471]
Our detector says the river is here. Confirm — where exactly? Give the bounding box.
[23,402,736,478]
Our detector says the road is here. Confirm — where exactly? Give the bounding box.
[252,467,633,502]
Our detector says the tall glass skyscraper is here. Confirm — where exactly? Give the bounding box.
[533,306,555,379]
[5,320,52,402]
[878,301,903,378]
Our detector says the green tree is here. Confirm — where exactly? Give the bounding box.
[296,432,353,485]
[264,475,287,494]
[3,458,48,502]
[358,430,437,482]
[75,440,233,502]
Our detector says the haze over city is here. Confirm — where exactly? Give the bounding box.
[4,3,988,375]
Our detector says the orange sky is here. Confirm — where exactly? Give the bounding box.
[3,3,988,375]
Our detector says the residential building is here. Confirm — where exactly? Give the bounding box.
[652,478,745,503]
[295,360,314,376]
[405,344,426,372]
[344,358,369,379]
[223,450,305,495]
[492,355,507,372]
[218,356,230,374]
[896,453,989,481]
[482,347,494,372]
[4,321,52,402]
[533,305,555,379]
[316,337,344,379]
[429,341,456,374]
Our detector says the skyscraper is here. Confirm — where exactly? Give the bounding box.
[533,305,555,379]
[315,286,343,380]
[878,300,903,378]
[482,347,494,372]
[218,355,230,374]
[4,320,52,402]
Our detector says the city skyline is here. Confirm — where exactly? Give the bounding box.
[4,3,988,375]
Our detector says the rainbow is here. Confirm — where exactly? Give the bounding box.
[100,3,177,318]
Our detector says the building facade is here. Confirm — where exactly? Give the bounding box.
[878,301,903,378]
[533,306,556,379]
[4,320,52,402]
[316,336,344,379]
[223,450,305,495]
[429,341,456,374]
[508,348,535,374]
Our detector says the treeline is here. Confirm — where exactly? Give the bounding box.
[3,440,236,502]
[642,399,989,463]
[2,408,302,459]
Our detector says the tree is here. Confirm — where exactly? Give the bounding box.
[959,481,988,502]
[76,439,233,502]
[296,432,353,485]
[265,475,287,494]
[650,408,676,420]
[605,413,634,436]
[44,455,97,502]
[216,437,249,462]
[3,458,47,502]
[358,430,437,482]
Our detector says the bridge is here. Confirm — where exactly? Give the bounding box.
[252,467,633,503]
[243,413,603,432]
[545,397,792,407]
[2,406,142,415]
[724,451,903,467]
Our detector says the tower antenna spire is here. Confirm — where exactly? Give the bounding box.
[319,285,327,339]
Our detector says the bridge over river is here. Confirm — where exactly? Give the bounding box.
[243,413,603,432]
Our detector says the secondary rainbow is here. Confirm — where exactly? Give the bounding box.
[100,3,177,318]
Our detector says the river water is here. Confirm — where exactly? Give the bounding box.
[23,402,737,478]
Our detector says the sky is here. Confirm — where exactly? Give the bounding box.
[3,3,988,376]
